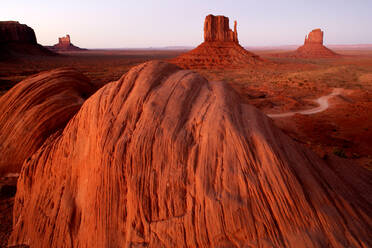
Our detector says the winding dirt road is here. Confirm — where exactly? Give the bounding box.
[268,88,343,118]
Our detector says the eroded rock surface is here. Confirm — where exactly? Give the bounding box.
[0,68,96,176]
[172,15,263,69]
[9,61,372,247]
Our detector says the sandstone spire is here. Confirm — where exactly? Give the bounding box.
[203,14,238,43]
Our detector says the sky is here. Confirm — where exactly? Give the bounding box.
[2,0,372,48]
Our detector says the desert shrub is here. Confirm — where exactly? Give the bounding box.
[333,148,347,158]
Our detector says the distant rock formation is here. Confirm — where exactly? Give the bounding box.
[47,34,86,52]
[0,21,54,60]
[295,28,338,58]
[204,15,238,43]
[304,28,323,45]
[0,21,36,44]
[8,61,372,247]
[0,68,96,176]
[172,15,263,69]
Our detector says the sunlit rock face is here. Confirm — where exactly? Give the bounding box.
[204,14,238,43]
[304,28,324,45]
[7,61,372,247]
[0,68,96,176]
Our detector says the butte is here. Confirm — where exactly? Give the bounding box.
[172,14,264,69]
[47,34,86,52]
[294,28,339,58]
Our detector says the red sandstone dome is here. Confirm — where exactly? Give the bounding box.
[0,68,96,176]
[295,29,339,58]
[172,15,263,69]
[8,61,372,247]
[47,34,86,52]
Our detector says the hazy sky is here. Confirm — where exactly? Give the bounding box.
[2,0,372,48]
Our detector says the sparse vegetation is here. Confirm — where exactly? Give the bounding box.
[333,147,347,158]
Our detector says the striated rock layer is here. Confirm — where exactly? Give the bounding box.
[9,61,372,247]
[172,15,263,69]
[295,29,338,58]
[47,34,86,52]
[0,68,96,176]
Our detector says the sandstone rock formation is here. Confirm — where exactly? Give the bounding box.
[0,21,36,44]
[47,34,86,52]
[204,15,238,43]
[9,61,372,247]
[304,28,324,45]
[295,29,338,58]
[0,21,54,60]
[172,15,263,69]
[0,68,96,176]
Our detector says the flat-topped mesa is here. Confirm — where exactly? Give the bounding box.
[204,14,238,43]
[304,28,323,45]
[0,21,37,44]
[58,34,71,46]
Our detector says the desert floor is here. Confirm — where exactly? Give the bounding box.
[1,48,371,246]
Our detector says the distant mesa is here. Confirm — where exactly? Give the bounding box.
[0,21,54,60]
[294,28,339,58]
[47,34,86,52]
[172,14,264,69]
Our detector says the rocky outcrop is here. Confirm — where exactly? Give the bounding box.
[172,15,263,69]
[0,21,54,60]
[0,21,36,44]
[9,61,372,247]
[304,28,323,45]
[0,68,96,176]
[204,15,238,43]
[47,34,86,52]
[295,28,338,58]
